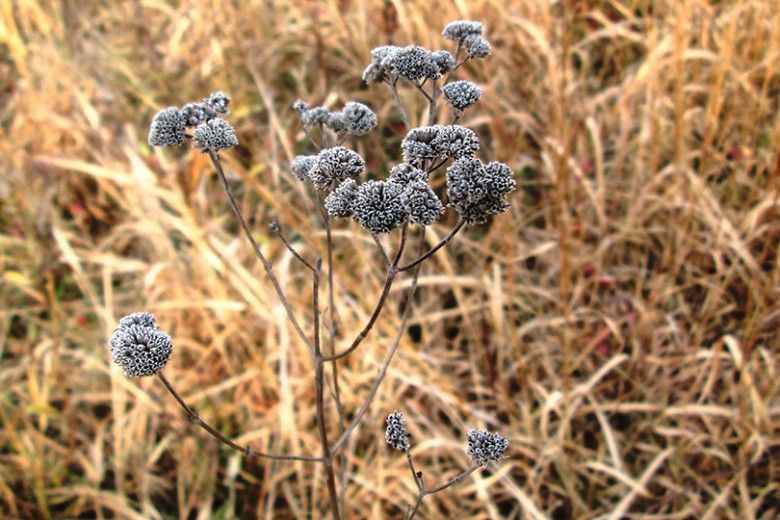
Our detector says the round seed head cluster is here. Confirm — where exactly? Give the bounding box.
[148,107,186,147]
[205,91,230,113]
[324,179,359,218]
[363,45,401,84]
[108,314,172,377]
[192,118,238,152]
[343,102,377,135]
[442,20,484,41]
[386,45,438,82]
[432,125,480,159]
[309,146,365,189]
[325,112,347,133]
[389,163,427,186]
[352,180,408,234]
[466,429,509,465]
[293,99,309,112]
[300,106,330,127]
[401,180,444,226]
[431,50,456,75]
[464,35,492,58]
[446,157,516,224]
[180,102,217,127]
[442,81,482,111]
[290,155,317,181]
[385,411,410,452]
[401,126,442,165]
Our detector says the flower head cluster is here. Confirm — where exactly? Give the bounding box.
[464,35,491,58]
[442,81,482,111]
[108,312,172,377]
[290,155,317,181]
[148,92,237,151]
[399,179,444,226]
[388,163,427,185]
[308,146,365,189]
[401,125,480,165]
[351,180,408,234]
[294,100,376,136]
[343,102,378,135]
[148,107,186,147]
[180,102,217,127]
[324,179,359,218]
[442,20,484,41]
[466,429,508,465]
[192,118,239,152]
[364,45,457,84]
[385,411,411,452]
[206,91,230,114]
[446,157,516,224]
[401,126,441,164]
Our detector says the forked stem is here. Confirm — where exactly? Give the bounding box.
[406,463,482,519]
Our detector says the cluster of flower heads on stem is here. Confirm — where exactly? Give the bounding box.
[148,92,238,152]
[294,100,377,136]
[108,312,172,377]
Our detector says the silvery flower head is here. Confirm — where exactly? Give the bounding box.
[293,99,310,113]
[385,411,410,452]
[442,81,482,111]
[300,106,330,127]
[363,45,401,84]
[148,107,186,147]
[385,45,438,82]
[108,317,173,377]
[290,155,317,182]
[351,180,408,234]
[400,180,444,226]
[324,179,359,218]
[401,126,442,165]
[118,312,157,330]
[466,429,508,465]
[192,118,238,152]
[325,111,347,133]
[343,102,377,136]
[388,163,427,186]
[432,125,480,159]
[180,102,217,127]
[205,91,230,114]
[446,157,516,224]
[464,34,492,58]
[431,50,456,76]
[442,20,483,41]
[308,146,365,190]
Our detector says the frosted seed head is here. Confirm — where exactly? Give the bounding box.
[442,20,483,41]
[388,163,427,187]
[324,179,359,218]
[432,125,480,159]
[385,45,438,82]
[205,91,230,114]
[300,106,330,127]
[192,118,238,152]
[431,50,456,76]
[309,146,365,190]
[351,180,408,234]
[466,429,508,465]
[290,155,318,182]
[464,34,492,58]
[325,111,347,133]
[117,312,157,330]
[442,81,482,111]
[108,323,173,377]
[343,102,377,136]
[401,125,442,165]
[385,411,411,452]
[401,180,445,226]
[148,107,186,147]
[446,157,515,224]
[180,102,217,127]
[293,99,310,113]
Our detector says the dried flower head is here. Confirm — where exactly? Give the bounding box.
[464,35,492,58]
[343,102,377,136]
[466,429,508,465]
[363,45,401,84]
[385,411,411,452]
[432,125,480,159]
[148,107,186,147]
[388,163,427,186]
[205,91,230,114]
[401,180,445,226]
[192,118,238,152]
[385,45,438,82]
[446,157,516,224]
[401,126,442,165]
[290,155,317,181]
[325,111,347,133]
[309,146,365,189]
[300,106,330,127]
[180,102,217,127]
[324,179,359,218]
[442,81,482,111]
[108,321,173,377]
[293,99,310,113]
[442,20,483,41]
[118,312,157,330]
[352,180,407,234]
[431,50,456,76]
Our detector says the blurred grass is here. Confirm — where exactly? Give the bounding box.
[1,0,779,518]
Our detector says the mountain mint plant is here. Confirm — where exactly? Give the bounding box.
[124,19,513,519]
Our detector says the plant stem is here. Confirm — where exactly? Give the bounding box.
[406,463,481,519]
[157,372,322,462]
[208,151,315,354]
[272,223,316,272]
[398,219,465,272]
[389,79,411,128]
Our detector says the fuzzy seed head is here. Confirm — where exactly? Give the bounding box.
[432,125,480,159]
[108,318,172,377]
[385,45,438,82]
[309,146,365,190]
[352,180,408,234]
[300,106,330,127]
[446,157,516,224]
[293,99,310,112]
[205,91,230,114]
[431,50,456,76]
[180,102,217,127]
[343,102,377,136]
[325,112,347,133]
[442,81,482,111]
[401,126,442,165]
[385,411,410,451]
[290,155,317,182]
[442,20,483,41]
[466,429,508,465]
[363,45,401,84]
[118,312,157,330]
[402,180,445,226]
[324,179,359,218]
[192,118,238,152]
[148,107,186,147]
[388,163,427,186]
[464,34,492,58]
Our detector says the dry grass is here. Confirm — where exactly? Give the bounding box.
[1,0,779,518]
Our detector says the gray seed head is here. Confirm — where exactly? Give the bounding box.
[180,102,217,127]
[117,312,157,330]
[442,20,483,41]
[431,50,456,76]
[205,91,230,114]
[108,323,173,377]
[309,146,365,190]
[401,180,445,226]
[290,155,317,182]
[343,102,377,136]
[363,45,401,84]
[148,107,186,147]
[325,111,347,133]
[401,125,442,165]
[324,179,359,218]
[300,106,330,127]
[442,80,482,111]
[385,411,410,452]
[464,34,492,58]
[466,429,508,465]
[432,125,480,159]
[192,118,238,152]
[293,99,310,112]
[385,45,438,82]
[388,163,427,186]
[446,157,516,224]
[352,180,408,234]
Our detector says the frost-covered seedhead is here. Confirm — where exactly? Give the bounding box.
[148,107,186,147]
[118,312,157,330]
[442,20,483,41]
[309,146,365,189]
[300,106,330,127]
[352,180,407,234]
[402,180,444,226]
[466,429,508,465]
[401,126,442,165]
[363,45,401,84]
[205,91,230,114]
[293,99,310,113]
[431,50,456,76]
[464,34,492,58]
[324,179,359,218]
[180,102,217,127]
[290,155,317,182]
[386,45,438,82]
[385,411,410,452]
[388,163,427,186]
[432,125,480,159]
[108,322,173,377]
[325,112,347,133]
[442,81,482,111]
[192,118,238,152]
[446,157,516,224]
[343,102,377,136]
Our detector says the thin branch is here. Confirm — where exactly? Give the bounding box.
[208,151,315,354]
[388,79,411,128]
[426,158,448,175]
[304,126,322,151]
[371,234,392,268]
[414,81,433,102]
[406,451,423,491]
[157,372,323,462]
[406,463,482,520]
[398,219,466,272]
[270,221,316,272]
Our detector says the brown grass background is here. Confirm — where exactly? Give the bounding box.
[1,0,779,518]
